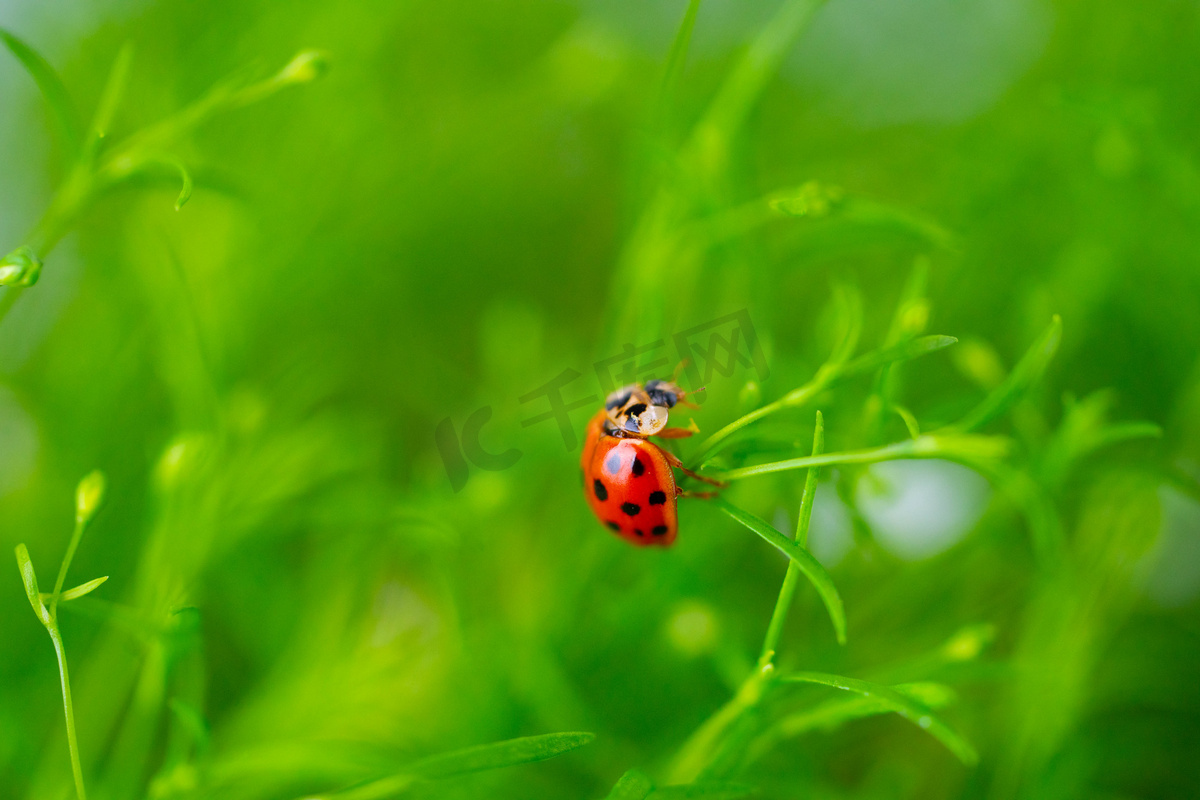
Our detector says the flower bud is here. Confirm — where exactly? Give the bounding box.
[75,470,107,525]
[0,246,42,288]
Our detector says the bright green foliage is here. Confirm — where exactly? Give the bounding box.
[1,2,1194,800]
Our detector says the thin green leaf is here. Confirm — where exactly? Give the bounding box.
[404,731,595,779]
[692,334,953,467]
[827,284,864,367]
[839,335,959,380]
[170,158,194,210]
[779,672,978,765]
[837,197,957,251]
[745,683,956,767]
[86,43,134,154]
[0,28,83,153]
[1086,421,1162,451]
[651,782,757,799]
[15,544,49,624]
[773,682,955,738]
[605,769,656,800]
[687,0,825,170]
[316,774,417,800]
[954,315,1062,432]
[714,499,845,644]
[42,575,108,603]
[894,405,921,439]
[692,290,862,463]
[312,732,595,800]
[711,433,1011,481]
[761,411,825,659]
[658,0,702,111]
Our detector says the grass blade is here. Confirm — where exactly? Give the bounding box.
[43,576,108,603]
[710,433,1011,481]
[605,769,656,800]
[691,332,953,466]
[761,411,826,659]
[714,499,845,644]
[15,544,50,623]
[688,0,826,171]
[86,43,134,156]
[744,683,956,767]
[169,157,194,210]
[403,731,594,778]
[779,672,978,765]
[839,335,958,380]
[658,0,702,111]
[773,682,955,738]
[311,732,596,800]
[954,315,1062,433]
[0,28,83,154]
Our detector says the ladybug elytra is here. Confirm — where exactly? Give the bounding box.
[581,379,723,547]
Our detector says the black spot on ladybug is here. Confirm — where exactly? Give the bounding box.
[626,403,648,418]
[631,457,645,476]
[621,502,641,516]
[604,452,622,474]
[606,389,632,410]
[649,490,667,505]
[652,525,669,536]
[593,479,608,501]
[634,529,644,537]
[605,521,620,531]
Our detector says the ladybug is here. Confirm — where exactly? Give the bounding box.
[581,380,723,547]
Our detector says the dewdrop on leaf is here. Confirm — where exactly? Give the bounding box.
[75,471,107,524]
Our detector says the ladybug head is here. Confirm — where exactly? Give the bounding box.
[618,401,670,436]
[605,383,671,437]
[644,379,681,408]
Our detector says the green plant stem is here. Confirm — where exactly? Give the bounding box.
[759,411,824,662]
[48,624,88,800]
[1,48,325,328]
[50,518,87,617]
[709,433,1010,481]
[692,366,836,464]
[690,334,957,466]
[666,661,776,785]
[668,416,830,784]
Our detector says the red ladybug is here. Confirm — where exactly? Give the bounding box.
[580,380,722,547]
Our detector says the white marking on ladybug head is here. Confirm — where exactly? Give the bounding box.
[628,403,669,436]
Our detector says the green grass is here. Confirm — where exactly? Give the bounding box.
[1,1,1197,799]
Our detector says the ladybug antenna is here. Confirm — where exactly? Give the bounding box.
[677,384,706,409]
[671,359,690,383]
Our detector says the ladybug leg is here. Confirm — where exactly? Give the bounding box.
[656,427,694,439]
[657,447,728,487]
[679,489,720,499]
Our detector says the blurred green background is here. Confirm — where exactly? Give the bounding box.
[1,0,1198,798]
